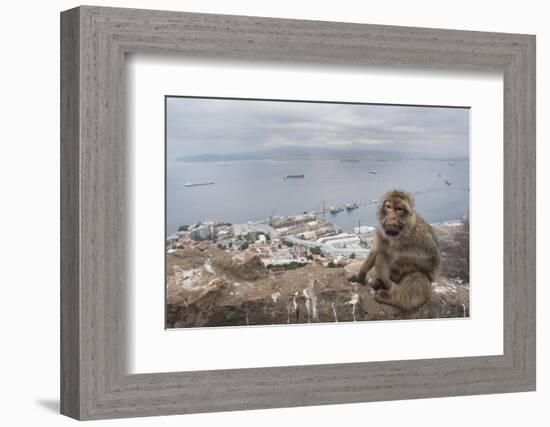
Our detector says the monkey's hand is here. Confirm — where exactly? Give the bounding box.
[348,273,359,283]
[371,278,388,290]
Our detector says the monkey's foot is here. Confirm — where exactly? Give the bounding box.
[374,289,391,304]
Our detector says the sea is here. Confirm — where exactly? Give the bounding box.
[166,159,469,236]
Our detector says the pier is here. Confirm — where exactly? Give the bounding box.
[313,198,379,216]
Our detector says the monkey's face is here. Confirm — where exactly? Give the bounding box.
[378,191,416,239]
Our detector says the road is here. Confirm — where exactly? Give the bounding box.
[283,235,371,256]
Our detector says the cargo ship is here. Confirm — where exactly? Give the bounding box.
[283,174,305,179]
[368,170,378,174]
[184,181,215,187]
[346,202,359,210]
[330,205,344,214]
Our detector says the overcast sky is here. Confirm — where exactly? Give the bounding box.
[166,97,469,160]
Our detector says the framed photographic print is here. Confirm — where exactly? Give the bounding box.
[61,6,536,420]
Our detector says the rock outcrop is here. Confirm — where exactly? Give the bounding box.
[166,220,470,328]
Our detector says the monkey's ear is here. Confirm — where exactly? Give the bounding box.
[406,192,415,207]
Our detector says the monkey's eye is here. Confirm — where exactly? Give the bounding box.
[395,207,404,213]
[385,203,392,210]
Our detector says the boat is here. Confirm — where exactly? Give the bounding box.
[368,170,377,174]
[346,202,359,210]
[330,205,344,214]
[184,181,215,187]
[341,159,360,163]
[283,174,305,179]
[444,180,452,186]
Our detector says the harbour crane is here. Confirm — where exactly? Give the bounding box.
[320,200,329,216]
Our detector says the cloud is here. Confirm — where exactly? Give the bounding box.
[166,97,469,160]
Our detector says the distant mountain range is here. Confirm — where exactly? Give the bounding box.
[175,146,468,163]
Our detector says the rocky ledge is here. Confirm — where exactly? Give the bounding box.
[167,220,470,328]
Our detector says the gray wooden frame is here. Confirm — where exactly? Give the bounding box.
[60,5,536,420]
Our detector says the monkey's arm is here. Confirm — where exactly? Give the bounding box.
[357,248,377,284]
[373,250,398,289]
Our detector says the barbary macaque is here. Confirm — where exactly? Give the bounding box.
[357,189,441,311]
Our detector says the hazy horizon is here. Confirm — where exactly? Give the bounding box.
[167,97,470,161]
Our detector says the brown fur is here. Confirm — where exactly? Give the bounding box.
[357,189,441,311]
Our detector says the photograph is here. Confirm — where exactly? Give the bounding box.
[165,97,470,328]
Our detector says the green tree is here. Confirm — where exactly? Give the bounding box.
[178,224,190,232]
[310,246,321,255]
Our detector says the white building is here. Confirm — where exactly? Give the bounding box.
[189,224,213,241]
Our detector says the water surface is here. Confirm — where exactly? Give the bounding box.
[166,159,469,235]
